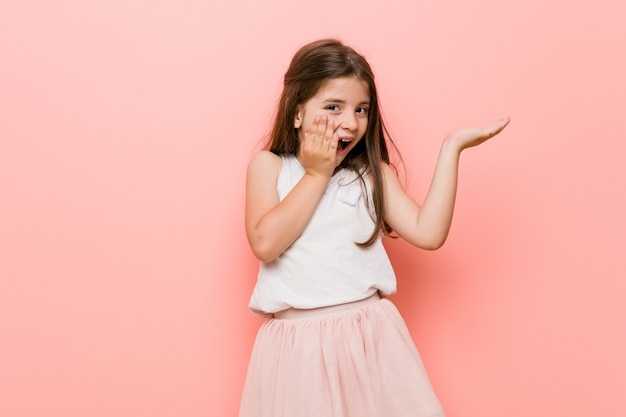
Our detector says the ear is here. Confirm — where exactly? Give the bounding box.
[294,106,303,129]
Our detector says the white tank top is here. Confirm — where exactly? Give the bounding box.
[248,155,397,316]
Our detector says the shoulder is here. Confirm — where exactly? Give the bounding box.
[380,162,401,187]
[247,150,283,178]
[365,162,399,192]
[381,161,396,176]
[248,150,282,167]
[380,162,395,175]
[379,161,406,205]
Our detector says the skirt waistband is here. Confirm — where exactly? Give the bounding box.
[272,292,382,320]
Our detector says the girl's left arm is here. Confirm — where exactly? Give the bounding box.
[383,118,510,250]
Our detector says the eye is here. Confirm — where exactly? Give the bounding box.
[356,107,369,115]
[326,105,340,111]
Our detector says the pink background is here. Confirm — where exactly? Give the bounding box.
[1,0,625,416]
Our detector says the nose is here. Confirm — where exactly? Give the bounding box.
[338,111,357,132]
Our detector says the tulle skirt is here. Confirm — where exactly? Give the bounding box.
[238,296,445,417]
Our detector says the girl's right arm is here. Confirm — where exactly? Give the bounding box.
[245,116,339,263]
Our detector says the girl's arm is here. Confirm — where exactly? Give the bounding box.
[245,116,339,262]
[383,118,510,250]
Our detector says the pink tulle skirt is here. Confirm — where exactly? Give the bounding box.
[238,297,445,417]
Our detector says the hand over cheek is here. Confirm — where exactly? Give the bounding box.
[298,115,340,179]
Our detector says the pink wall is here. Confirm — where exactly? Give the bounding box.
[1,1,624,416]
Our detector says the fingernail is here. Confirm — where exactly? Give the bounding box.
[314,116,320,122]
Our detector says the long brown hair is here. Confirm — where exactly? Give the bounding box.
[266,39,400,247]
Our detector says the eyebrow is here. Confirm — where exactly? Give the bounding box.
[323,98,370,105]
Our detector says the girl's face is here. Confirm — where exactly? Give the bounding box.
[294,76,370,167]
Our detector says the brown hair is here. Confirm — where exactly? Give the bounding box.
[266,39,400,246]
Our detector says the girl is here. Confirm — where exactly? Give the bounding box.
[240,39,509,417]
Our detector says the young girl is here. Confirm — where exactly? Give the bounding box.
[240,39,509,417]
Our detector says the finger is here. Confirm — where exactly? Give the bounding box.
[480,118,509,140]
[328,130,339,152]
[315,115,328,148]
[490,117,510,135]
[306,116,319,148]
[326,120,340,153]
[324,119,335,142]
[302,116,320,146]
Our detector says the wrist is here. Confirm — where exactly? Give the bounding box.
[304,170,332,183]
[441,136,464,155]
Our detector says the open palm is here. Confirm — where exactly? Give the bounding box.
[446,117,510,151]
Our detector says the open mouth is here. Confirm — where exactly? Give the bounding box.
[338,138,351,151]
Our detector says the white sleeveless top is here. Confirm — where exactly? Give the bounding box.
[248,155,397,317]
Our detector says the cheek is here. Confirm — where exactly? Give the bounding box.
[359,119,369,135]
